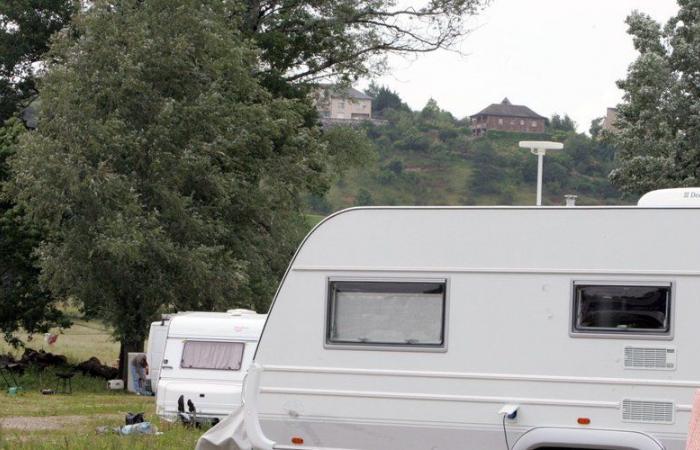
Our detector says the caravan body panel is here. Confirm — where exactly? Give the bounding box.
[146,320,170,393]
[253,207,700,450]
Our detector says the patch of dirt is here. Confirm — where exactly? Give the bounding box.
[0,413,121,431]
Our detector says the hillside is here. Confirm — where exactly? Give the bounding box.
[307,93,628,215]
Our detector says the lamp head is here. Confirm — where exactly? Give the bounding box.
[519,140,564,156]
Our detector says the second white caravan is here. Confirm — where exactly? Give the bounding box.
[198,188,700,450]
[156,310,266,422]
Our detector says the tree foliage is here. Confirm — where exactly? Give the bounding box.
[240,0,489,86]
[8,0,369,373]
[548,114,577,133]
[611,2,700,194]
[365,83,410,117]
[0,0,76,123]
[1,118,68,346]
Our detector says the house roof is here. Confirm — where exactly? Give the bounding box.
[317,84,372,101]
[471,98,546,120]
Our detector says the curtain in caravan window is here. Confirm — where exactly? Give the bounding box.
[181,341,244,370]
[329,281,445,346]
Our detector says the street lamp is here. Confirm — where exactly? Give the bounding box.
[519,141,564,206]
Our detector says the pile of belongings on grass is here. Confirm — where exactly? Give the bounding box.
[75,356,119,379]
[96,412,161,436]
[0,349,118,379]
[0,349,67,375]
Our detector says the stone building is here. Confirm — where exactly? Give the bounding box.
[314,85,373,120]
[470,98,546,136]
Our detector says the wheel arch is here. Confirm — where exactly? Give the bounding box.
[512,427,665,450]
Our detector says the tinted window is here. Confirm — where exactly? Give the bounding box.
[573,284,671,334]
[327,280,446,348]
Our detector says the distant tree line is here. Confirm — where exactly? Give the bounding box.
[307,88,621,213]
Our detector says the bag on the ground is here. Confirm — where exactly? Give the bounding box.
[125,412,145,425]
[120,421,156,435]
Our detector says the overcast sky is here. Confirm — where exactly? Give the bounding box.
[367,0,679,133]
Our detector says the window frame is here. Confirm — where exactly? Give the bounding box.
[179,340,247,371]
[325,277,449,352]
[569,280,674,340]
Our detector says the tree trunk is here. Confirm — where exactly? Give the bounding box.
[118,337,144,388]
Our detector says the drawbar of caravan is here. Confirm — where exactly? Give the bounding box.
[198,188,700,450]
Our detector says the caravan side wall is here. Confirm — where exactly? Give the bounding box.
[147,321,169,393]
[254,207,700,450]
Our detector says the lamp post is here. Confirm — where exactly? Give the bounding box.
[519,141,564,206]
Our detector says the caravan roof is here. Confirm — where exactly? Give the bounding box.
[166,312,266,341]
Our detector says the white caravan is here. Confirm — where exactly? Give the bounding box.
[156,310,266,422]
[146,318,171,393]
[197,188,700,450]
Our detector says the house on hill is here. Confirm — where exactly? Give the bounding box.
[314,85,373,121]
[470,98,546,136]
[602,107,619,132]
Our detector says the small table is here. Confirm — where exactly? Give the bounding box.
[55,372,75,394]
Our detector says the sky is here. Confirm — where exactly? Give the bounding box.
[367,0,679,133]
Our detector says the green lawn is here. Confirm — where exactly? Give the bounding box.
[1,319,206,449]
[0,372,205,449]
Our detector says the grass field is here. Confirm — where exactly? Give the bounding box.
[1,318,206,449]
[0,367,206,449]
[0,392,204,449]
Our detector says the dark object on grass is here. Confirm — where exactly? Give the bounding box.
[177,395,200,428]
[177,395,184,411]
[20,348,67,368]
[5,362,25,376]
[41,388,55,395]
[75,357,119,380]
[125,412,145,425]
[55,371,74,394]
[0,354,16,366]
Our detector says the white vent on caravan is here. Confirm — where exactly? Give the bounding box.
[624,346,676,370]
[622,399,674,424]
[226,308,258,316]
[638,188,700,206]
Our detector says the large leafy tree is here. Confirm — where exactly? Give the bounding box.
[8,0,362,377]
[0,118,68,346]
[0,0,76,123]
[0,1,75,346]
[610,2,700,194]
[239,0,489,88]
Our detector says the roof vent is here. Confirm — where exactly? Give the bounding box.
[638,188,700,206]
[226,308,257,316]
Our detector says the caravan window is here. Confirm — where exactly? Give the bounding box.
[180,341,244,370]
[327,280,446,348]
[572,283,671,335]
